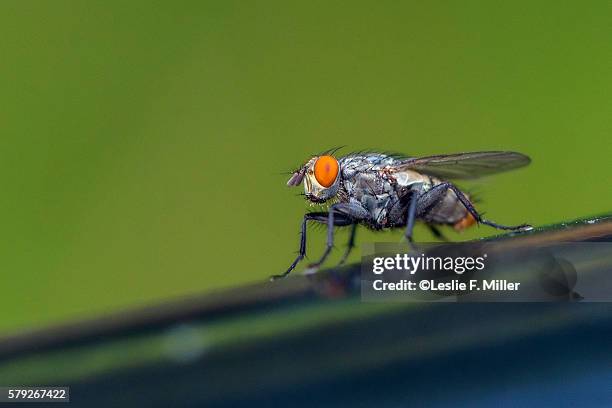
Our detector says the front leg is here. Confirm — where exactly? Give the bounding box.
[308,202,371,270]
[271,212,326,280]
[273,210,358,280]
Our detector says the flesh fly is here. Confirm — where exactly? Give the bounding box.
[275,150,532,280]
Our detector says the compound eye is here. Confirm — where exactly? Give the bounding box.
[314,155,339,188]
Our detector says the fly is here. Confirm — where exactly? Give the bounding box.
[274,150,533,280]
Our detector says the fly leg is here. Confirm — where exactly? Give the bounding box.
[428,224,449,241]
[445,183,531,230]
[404,189,421,244]
[271,212,329,281]
[413,183,454,241]
[337,223,358,265]
[419,182,531,231]
[308,202,371,270]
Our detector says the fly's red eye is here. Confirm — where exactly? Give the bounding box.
[313,155,339,187]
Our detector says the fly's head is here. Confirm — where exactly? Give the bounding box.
[287,155,340,204]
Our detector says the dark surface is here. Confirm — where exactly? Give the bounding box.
[2,214,612,407]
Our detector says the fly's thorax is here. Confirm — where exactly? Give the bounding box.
[339,161,406,227]
[392,169,433,188]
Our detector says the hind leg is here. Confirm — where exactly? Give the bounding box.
[443,183,531,231]
[416,182,531,231]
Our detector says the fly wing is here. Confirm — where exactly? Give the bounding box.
[393,151,530,180]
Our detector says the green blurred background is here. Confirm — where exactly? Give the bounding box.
[0,1,610,334]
